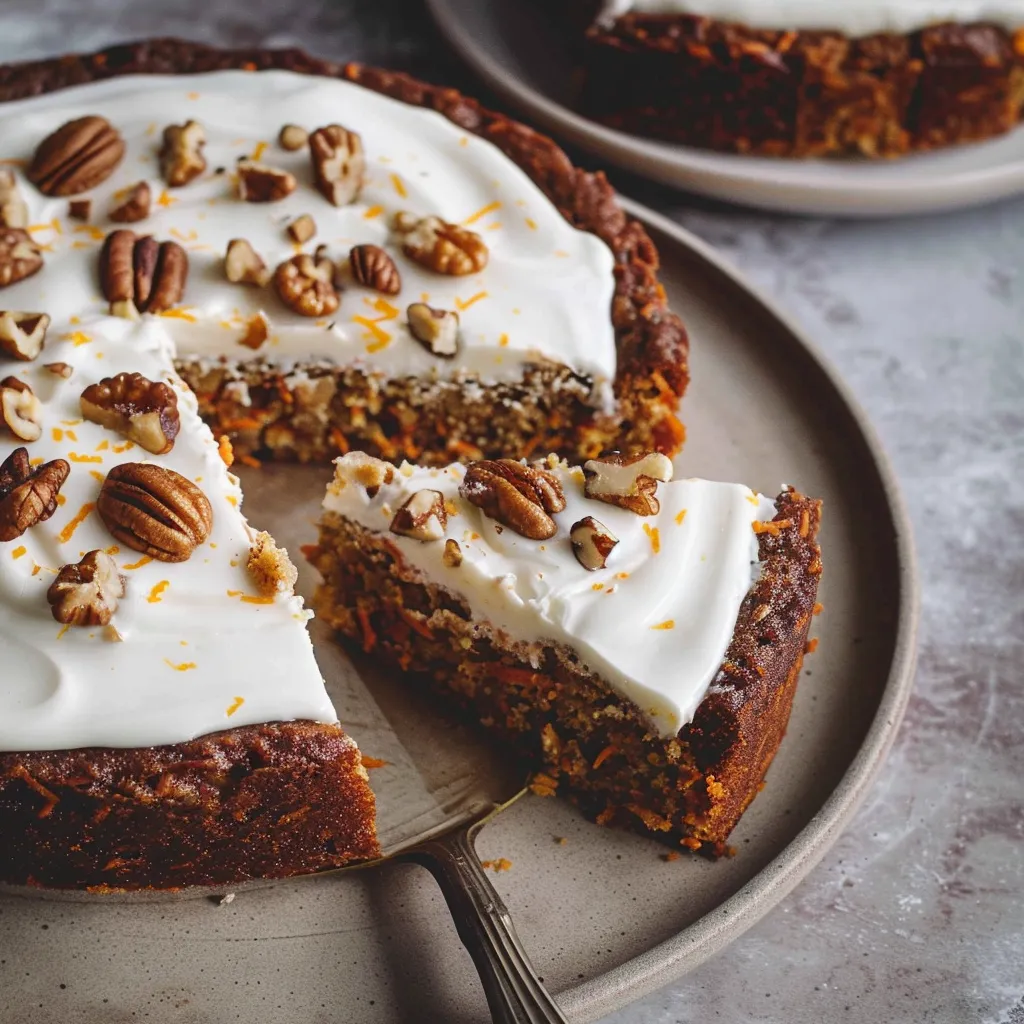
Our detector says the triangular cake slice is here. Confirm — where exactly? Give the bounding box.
[311,452,822,854]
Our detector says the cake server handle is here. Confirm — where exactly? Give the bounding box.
[400,820,569,1024]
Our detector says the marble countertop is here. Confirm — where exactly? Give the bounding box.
[1,2,1020,1022]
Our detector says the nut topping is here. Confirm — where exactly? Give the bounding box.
[238,311,270,350]
[287,214,317,245]
[28,116,125,196]
[407,302,459,358]
[0,447,70,542]
[80,371,181,455]
[68,198,92,221]
[390,489,448,542]
[97,462,213,562]
[0,228,44,289]
[278,124,308,151]
[0,171,29,229]
[45,362,72,379]
[109,181,151,223]
[47,550,126,627]
[99,230,189,317]
[237,161,297,203]
[583,452,674,516]
[350,244,401,295]
[393,212,488,276]
[0,311,49,361]
[273,252,339,317]
[1,376,43,442]
[443,538,463,568]
[160,120,207,187]
[460,459,565,540]
[570,516,619,571]
[224,238,271,287]
[309,125,366,206]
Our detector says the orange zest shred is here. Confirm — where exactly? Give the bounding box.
[462,200,501,226]
[147,581,170,604]
[361,755,389,769]
[651,619,675,631]
[68,452,102,464]
[217,435,235,467]
[363,204,384,220]
[164,660,197,672]
[11,546,26,560]
[675,508,687,526]
[390,173,407,197]
[123,555,153,571]
[642,523,661,554]
[57,502,95,543]
[454,291,488,312]
[225,696,245,716]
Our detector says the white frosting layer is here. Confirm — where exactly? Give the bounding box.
[324,455,777,738]
[601,0,1024,34]
[0,71,617,403]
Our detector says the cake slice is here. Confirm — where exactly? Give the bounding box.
[310,452,823,853]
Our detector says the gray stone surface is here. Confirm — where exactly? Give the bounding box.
[1,2,1020,1022]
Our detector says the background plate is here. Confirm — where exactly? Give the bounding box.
[0,200,917,1023]
[426,0,1024,218]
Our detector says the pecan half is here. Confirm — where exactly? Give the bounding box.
[278,124,308,151]
[99,230,188,317]
[350,244,401,295]
[109,181,151,223]
[1,376,43,442]
[460,459,565,540]
[407,302,459,358]
[0,311,49,361]
[390,489,448,542]
[160,120,207,187]
[570,516,619,571]
[273,253,339,317]
[28,116,125,196]
[0,447,70,542]
[80,371,181,455]
[287,214,317,245]
[224,238,271,287]
[237,161,297,203]
[583,452,674,516]
[47,550,126,627]
[309,125,365,206]
[0,228,44,289]
[0,170,29,229]
[393,212,488,276]
[97,462,213,562]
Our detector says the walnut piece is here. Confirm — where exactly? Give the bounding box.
[278,124,308,151]
[99,230,188,317]
[273,253,339,317]
[247,531,298,596]
[583,452,674,516]
[309,125,365,206]
[109,181,151,223]
[237,161,297,203]
[390,489,448,542]
[97,462,213,562]
[1,376,43,442]
[47,550,126,627]
[44,361,72,379]
[0,447,70,542]
[160,120,207,187]
[0,170,28,229]
[570,516,619,571]
[460,459,565,540]
[0,228,44,289]
[80,371,181,455]
[393,212,488,276]
[224,238,271,287]
[407,302,459,358]
[0,311,49,361]
[443,538,463,568]
[288,214,317,245]
[350,244,401,295]
[28,116,125,196]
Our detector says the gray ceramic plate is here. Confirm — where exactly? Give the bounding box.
[0,200,918,1024]
[426,0,1024,218]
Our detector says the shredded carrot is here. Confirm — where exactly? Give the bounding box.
[752,519,792,536]
[238,453,262,469]
[361,755,389,769]
[356,607,377,653]
[592,745,617,770]
[805,637,820,653]
[398,608,435,641]
[483,663,542,689]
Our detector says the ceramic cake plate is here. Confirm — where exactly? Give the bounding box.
[0,200,918,1024]
[426,0,1024,218]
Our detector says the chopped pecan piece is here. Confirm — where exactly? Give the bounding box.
[224,238,271,287]
[350,244,401,295]
[47,550,126,627]
[80,371,181,455]
[278,124,308,151]
[0,228,44,289]
[97,462,213,562]
[238,311,270,350]
[67,198,92,221]
[0,170,28,229]
[583,452,674,516]
[393,212,488,276]
[273,252,339,317]
[28,116,125,196]
[109,181,151,223]
[309,125,365,206]
[570,516,619,571]
[390,489,448,542]
[0,311,49,361]
[160,120,206,187]
[0,447,70,542]
[1,376,43,442]
[407,302,459,358]
[237,161,297,203]
[443,538,463,568]
[99,230,188,317]
[44,362,72,379]
[287,214,317,245]
[460,459,565,540]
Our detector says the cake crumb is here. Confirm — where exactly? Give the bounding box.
[480,858,512,873]
[554,836,567,846]
[661,851,680,862]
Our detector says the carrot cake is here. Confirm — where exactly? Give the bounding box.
[568,1,1024,156]
[309,452,823,854]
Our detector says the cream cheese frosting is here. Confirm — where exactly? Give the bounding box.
[324,454,777,739]
[600,0,1024,34]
